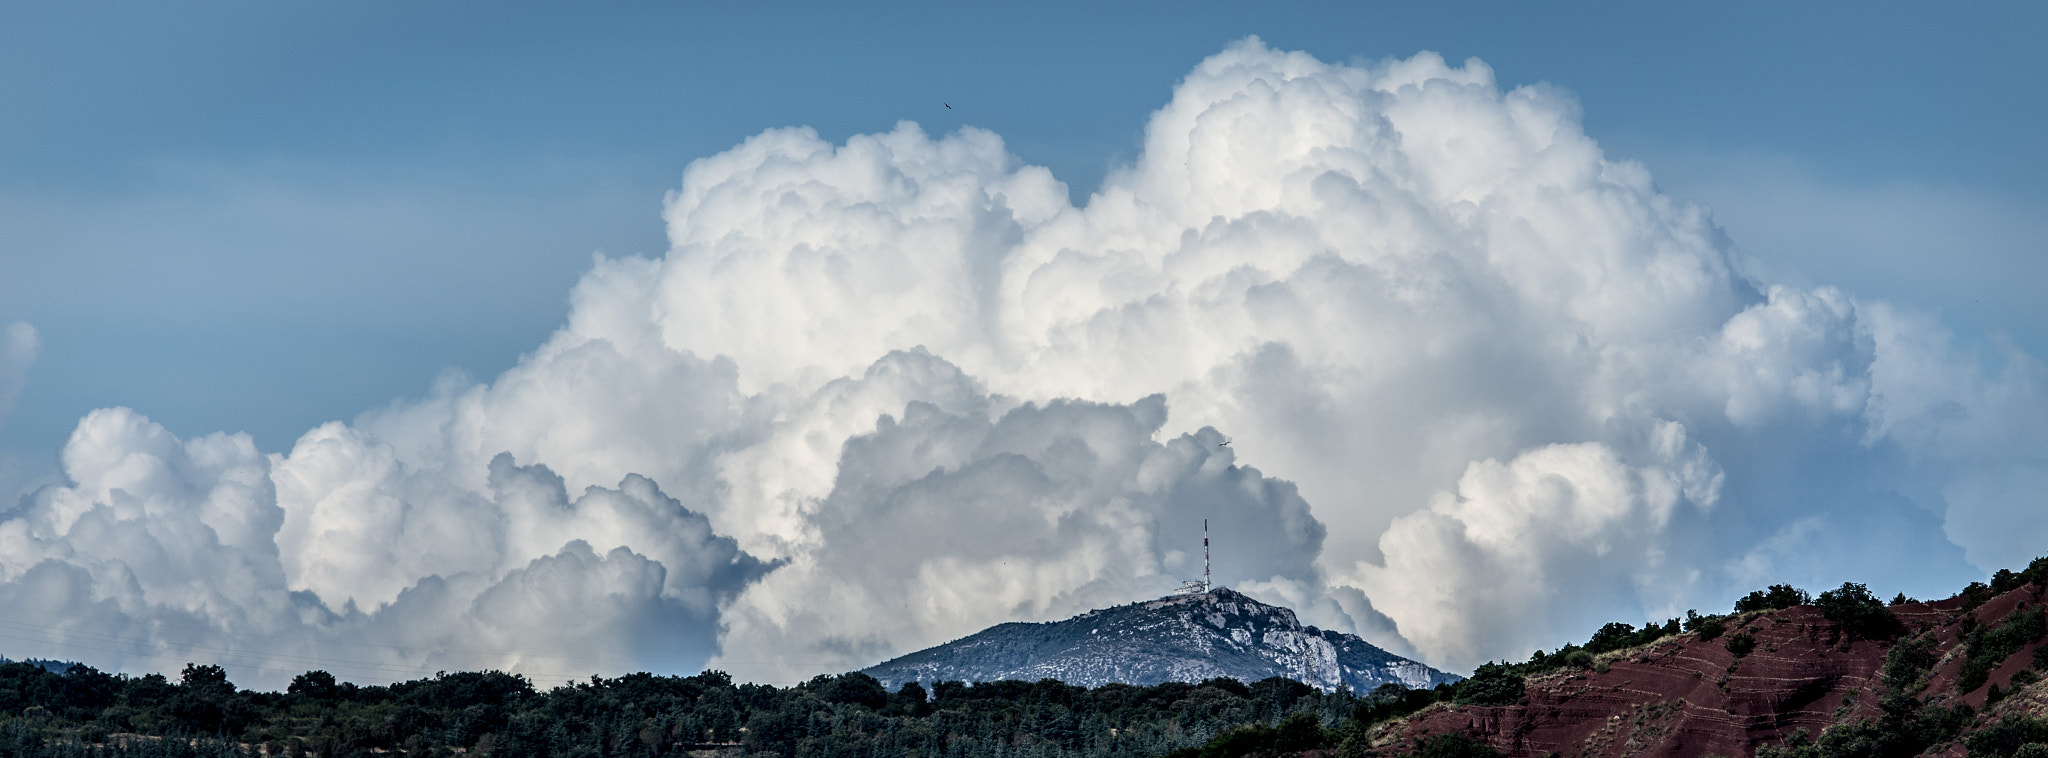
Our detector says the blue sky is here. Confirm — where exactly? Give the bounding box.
[4,2,2041,459]
[1,2,2045,684]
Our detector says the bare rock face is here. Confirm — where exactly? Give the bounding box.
[1375,584,2048,758]
[862,587,1456,693]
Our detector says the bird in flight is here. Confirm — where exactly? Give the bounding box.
[1218,438,1231,447]
[944,103,952,109]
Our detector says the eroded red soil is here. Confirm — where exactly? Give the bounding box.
[1370,585,2048,758]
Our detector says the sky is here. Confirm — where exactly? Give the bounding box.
[0,2,2044,689]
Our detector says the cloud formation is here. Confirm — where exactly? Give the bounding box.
[0,408,766,688]
[3,38,2043,682]
[710,350,1328,682]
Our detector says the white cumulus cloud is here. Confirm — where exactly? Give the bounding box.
[709,350,1329,683]
[0,408,766,689]
[1357,425,1721,667]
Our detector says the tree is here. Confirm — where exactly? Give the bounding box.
[1271,712,1327,753]
[1454,663,1524,706]
[288,670,339,700]
[170,663,254,734]
[1586,622,1638,654]
[1735,584,1810,613]
[179,664,232,696]
[1815,582,1898,638]
[812,672,889,709]
[1685,610,1726,641]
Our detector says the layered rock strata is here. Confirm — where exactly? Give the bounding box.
[1377,586,2048,758]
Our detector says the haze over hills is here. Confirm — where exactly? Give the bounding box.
[862,587,1458,693]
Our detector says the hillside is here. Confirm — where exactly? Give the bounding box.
[1,569,2045,758]
[863,587,1457,693]
[1362,574,2048,758]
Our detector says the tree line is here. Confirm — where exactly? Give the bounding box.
[1,557,2043,758]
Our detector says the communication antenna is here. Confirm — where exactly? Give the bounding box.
[1174,518,1212,595]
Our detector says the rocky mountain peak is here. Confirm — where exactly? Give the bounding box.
[864,587,1456,693]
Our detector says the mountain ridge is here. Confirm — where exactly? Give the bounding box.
[862,586,1458,693]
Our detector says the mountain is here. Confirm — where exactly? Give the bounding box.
[0,656,75,675]
[862,587,1458,693]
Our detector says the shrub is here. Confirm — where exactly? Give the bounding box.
[1692,615,1726,641]
[1963,582,1994,613]
[2021,556,2048,588]
[1725,631,1757,658]
[1757,728,1818,758]
[1353,683,1439,726]
[1960,607,2047,694]
[1564,650,1596,670]
[1881,633,1939,693]
[1965,714,2048,758]
[1648,617,1680,643]
[1762,697,1977,758]
[1576,618,1681,656]
[1961,659,1991,694]
[1412,734,1502,758]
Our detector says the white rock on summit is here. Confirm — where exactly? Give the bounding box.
[864,588,1458,692]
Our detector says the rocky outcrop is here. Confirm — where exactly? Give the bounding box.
[1373,585,2048,758]
[862,588,1456,693]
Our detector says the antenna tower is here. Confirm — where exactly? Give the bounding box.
[1174,518,1213,595]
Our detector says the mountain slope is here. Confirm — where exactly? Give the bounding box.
[1371,582,2048,758]
[863,587,1457,693]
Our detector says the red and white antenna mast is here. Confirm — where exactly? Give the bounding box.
[1203,518,1210,592]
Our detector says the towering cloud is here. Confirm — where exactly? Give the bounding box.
[2,39,2042,683]
[709,350,1329,683]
